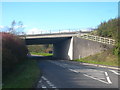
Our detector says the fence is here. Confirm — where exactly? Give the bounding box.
[77,34,116,45]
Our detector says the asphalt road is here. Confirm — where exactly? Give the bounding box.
[30,55,119,89]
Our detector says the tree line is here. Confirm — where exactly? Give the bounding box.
[90,18,120,56]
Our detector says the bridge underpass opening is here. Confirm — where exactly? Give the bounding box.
[25,37,73,60]
[27,44,53,56]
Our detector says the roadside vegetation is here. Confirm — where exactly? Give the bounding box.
[2,32,40,88]
[1,21,52,88]
[90,18,120,56]
[2,59,40,88]
[75,49,118,66]
[31,52,53,56]
[76,18,119,67]
[2,32,28,80]
[27,44,53,56]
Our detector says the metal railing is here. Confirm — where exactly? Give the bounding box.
[77,34,116,45]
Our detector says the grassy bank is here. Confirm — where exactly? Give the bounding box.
[31,52,53,56]
[75,50,118,67]
[3,59,40,88]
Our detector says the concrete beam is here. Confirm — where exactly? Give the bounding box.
[20,33,77,39]
[25,37,72,45]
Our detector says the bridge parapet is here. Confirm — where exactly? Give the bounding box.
[77,34,116,45]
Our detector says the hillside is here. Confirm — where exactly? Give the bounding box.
[76,18,119,66]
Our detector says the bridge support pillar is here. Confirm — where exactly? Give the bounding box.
[53,37,73,60]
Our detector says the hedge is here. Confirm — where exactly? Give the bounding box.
[1,32,28,80]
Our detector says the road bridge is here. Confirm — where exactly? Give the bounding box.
[20,32,115,60]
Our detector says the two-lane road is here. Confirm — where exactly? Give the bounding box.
[33,56,119,89]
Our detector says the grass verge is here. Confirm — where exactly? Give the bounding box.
[31,52,53,56]
[3,59,40,88]
[74,50,118,67]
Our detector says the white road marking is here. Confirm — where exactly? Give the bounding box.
[49,84,54,87]
[46,80,52,85]
[41,76,57,88]
[83,74,110,84]
[109,70,120,75]
[105,72,108,77]
[39,80,42,83]
[69,69,79,73]
[41,85,47,88]
[54,89,59,90]
[105,72,112,84]
[41,76,47,80]
[51,86,57,88]
[106,77,112,84]
[49,61,113,85]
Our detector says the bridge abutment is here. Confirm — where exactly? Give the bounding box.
[73,37,113,60]
[53,37,73,60]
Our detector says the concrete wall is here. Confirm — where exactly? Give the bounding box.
[73,37,113,60]
[53,37,73,60]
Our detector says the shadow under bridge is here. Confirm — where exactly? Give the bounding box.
[25,36,73,60]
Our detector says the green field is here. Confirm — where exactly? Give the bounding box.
[31,52,53,56]
[3,60,40,88]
